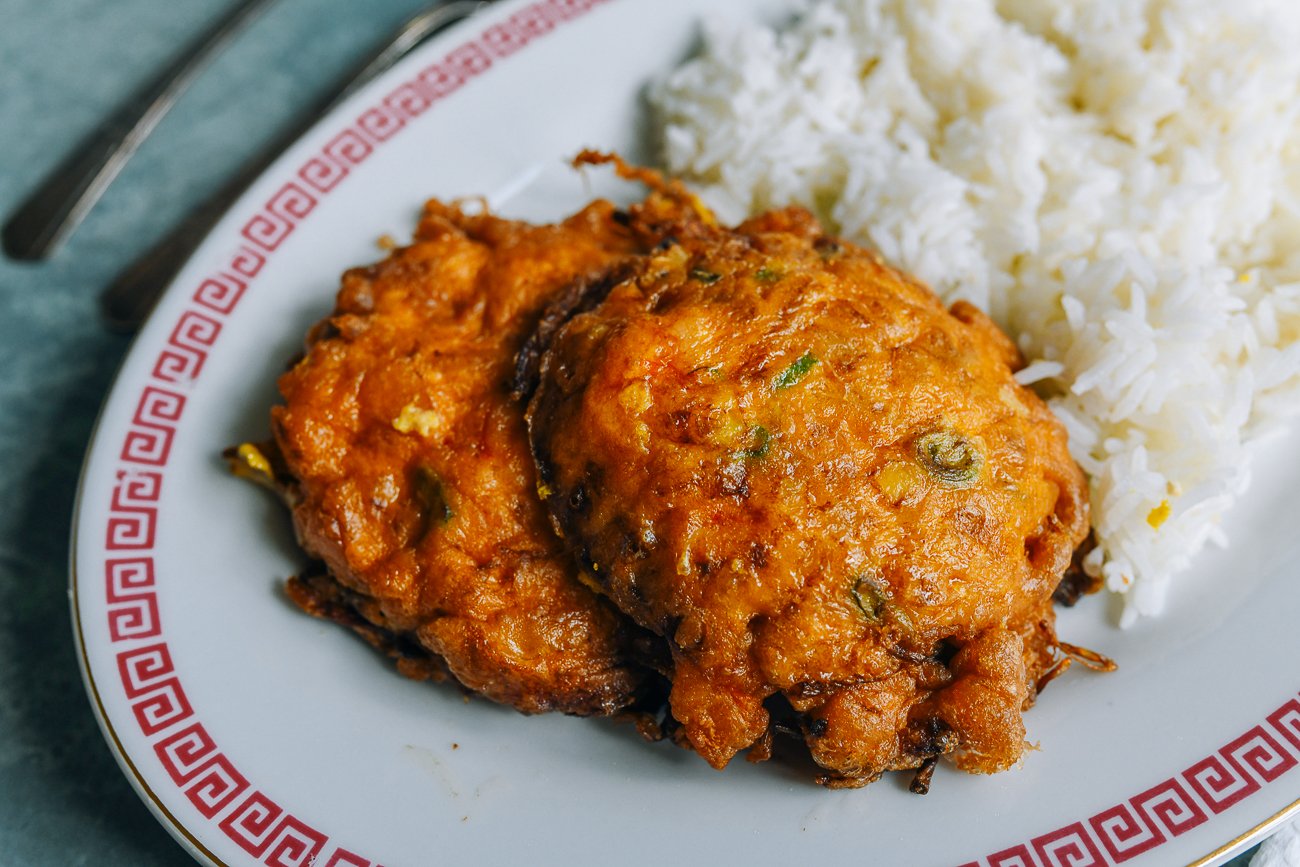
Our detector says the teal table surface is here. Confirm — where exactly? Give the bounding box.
[0,0,1272,865]
[0,1,452,864]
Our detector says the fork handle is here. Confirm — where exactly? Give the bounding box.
[100,0,486,332]
[1,0,275,261]
[100,194,235,331]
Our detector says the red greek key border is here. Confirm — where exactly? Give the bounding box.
[96,2,611,864]
[91,0,1300,863]
[970,706,1300,867]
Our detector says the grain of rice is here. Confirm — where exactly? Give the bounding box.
[652,0,1300,623]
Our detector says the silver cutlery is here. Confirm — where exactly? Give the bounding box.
[2,0,277,260]
[100,0,487,331]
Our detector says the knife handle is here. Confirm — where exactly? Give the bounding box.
[2,0,276,261]
[100,0,486,332]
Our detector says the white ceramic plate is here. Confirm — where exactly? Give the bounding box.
[71,1,1300,864]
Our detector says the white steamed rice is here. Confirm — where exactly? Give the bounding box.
[651,0,1300,624]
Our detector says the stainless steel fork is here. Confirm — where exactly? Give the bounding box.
[2,0,278,261]
[99,0,488,331]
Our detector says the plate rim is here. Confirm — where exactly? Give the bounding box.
[65,1,543,864]
[67,0,1300,864]
[1191,801,1300,866]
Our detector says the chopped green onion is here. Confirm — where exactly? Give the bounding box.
[413,464,454,525]
[774,352,819,389]
[915,430,983,488]
[850,573,914,631]
[851,574,887,623]
[738,425,771,460]
[690,268,721,284]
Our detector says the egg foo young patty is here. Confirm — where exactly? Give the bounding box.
[260,196,685,717]
[526,207,1091,785]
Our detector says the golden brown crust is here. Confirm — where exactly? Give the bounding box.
[526,206,1090,780]
[250,153,1097,785]
[285,570,454,685]
[271,198,661,716]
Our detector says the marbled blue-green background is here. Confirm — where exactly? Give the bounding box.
[0,1,450,863]
[0,0,1273,864]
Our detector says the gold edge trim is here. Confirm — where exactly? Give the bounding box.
[1187,798,1300,867]
[63,1,503,865]
[58,0,1298,865]
[70,531,229,867]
